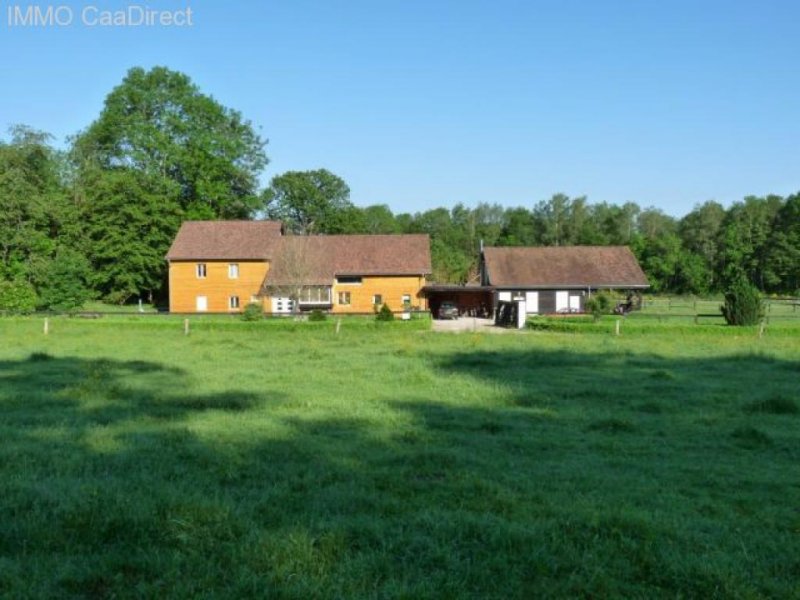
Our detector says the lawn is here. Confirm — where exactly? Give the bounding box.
[1,317,798,598]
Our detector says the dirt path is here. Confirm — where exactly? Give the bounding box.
[431,317,522,333]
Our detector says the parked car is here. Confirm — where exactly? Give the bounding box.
[438,302,459,320]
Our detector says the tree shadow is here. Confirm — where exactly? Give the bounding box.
[0,349,798,598]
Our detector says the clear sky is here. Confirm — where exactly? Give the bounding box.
[1,0,799,216]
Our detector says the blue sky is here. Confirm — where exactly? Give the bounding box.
[1,0,799,216]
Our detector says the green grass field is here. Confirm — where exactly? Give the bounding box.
[1,317,799,598]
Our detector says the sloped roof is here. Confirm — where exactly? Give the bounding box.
[264,234,431,287]
[483,246,649,288]
[166,221,282,260]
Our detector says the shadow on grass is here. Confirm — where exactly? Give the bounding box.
[0,349,798,598]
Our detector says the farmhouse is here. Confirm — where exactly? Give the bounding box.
[424,245,649,317]
[166,221,431,314]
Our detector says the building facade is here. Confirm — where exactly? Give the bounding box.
[166,221,431,314]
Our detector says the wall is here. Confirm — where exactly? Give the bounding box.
[169,260,269,313]
[495,289,586,314]
[331,275,427,314]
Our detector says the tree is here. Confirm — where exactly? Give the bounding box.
[69,67,267,302]
[0,126,71,282]
[265,169,352,234]
[679,201,725,291]
[717,196,782,290]
[78,168,182,304]
[721,279,764,326]
[262,235,323,314]
[72,66,268,220]
[533,194,572,246]
[34,248,93,311]
[362,204,400,234]
[764,193,800,294]
[498,207,538,246]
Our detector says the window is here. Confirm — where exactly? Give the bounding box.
[402,294,412,306]
[299,286,332,304]
[196,263,207,279]
[229,296,240,310]
[196,296,208,312]
[338,291,351,306]
[336,276,362,285]
[373,294,383,306]
[228,263,239,279]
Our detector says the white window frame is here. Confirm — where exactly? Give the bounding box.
[298,286,332,305]
[229,296,240,310]
[338,291,351,306]
[196,296,208,312]
[402,294,412,306]
[196,263,207,279]
[228,263,239,279]
[373,294,383,306]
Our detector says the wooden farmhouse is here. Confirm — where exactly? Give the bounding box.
[424,246,649,317]
[166,221,431,314]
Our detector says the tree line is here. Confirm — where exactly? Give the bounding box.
[1,67,798,311]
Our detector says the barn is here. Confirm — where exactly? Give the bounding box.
[480,246,650,315]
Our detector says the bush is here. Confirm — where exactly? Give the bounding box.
[585,292,612,321]
[35,250,93,311]
[0,280,39,314]
[721,280,764,326]
[308,309,327,322]
[376,303,394,322]
[241,302,263,321]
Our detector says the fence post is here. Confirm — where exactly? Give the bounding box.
[44,318,49,336]
[335,318,341,335]
[615,319,620,336]
[759,320,766,339]
[184,318,190,336]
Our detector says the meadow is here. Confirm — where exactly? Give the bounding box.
[0,316,798,598]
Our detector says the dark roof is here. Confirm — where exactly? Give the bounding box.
[166,221,282,260]
[422,284,493,292]
[483,246,649,288]
[264,234,431,287]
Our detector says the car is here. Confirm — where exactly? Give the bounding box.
[438,301,459,320]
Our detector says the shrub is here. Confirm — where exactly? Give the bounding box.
[721,279,764,326]
[376,303,394,322]
[308,309,327,322]
[241,302,263,321]
[35,250,93,311]
[0,280,39,314]
[585,292,612,321]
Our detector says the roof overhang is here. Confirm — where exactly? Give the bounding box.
[491,283,650,289]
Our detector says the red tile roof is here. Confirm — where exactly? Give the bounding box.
[483,246,649,288]
[264,234,432,287]
[166,221,282,260]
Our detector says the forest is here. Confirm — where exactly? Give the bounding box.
[1,66,798,311]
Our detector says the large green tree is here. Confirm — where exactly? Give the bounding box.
[265,169,352,234]
[0,126,89,308]
[77,168,182,304]
[73,67,268,219]
[765,193,800,293]
[71,67,268,302]
[717,196,782,289]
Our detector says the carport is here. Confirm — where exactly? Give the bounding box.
[422,284,494,318]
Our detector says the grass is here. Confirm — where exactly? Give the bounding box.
[1,317,799,598]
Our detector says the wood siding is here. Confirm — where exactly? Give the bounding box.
[169,260,269,313]
[331,275,427,313]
